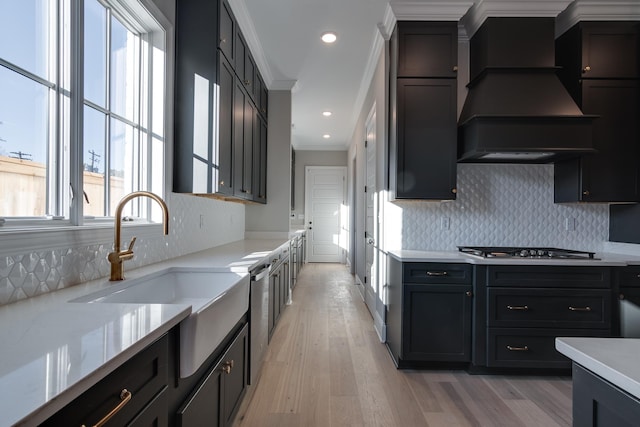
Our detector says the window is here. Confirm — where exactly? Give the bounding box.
[0,0,166,225]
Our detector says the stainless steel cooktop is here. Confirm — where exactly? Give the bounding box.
[458,246,597,260]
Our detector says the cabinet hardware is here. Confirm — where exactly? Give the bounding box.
[220,180,224,186]
[221,359,234,374]
[82,389,132,427]
[244,79,250,86]
[568,306,592,312]
[465,291,472,297]
[620,293,626,300]
[451,188,457,194]
[637,274,640,278]
[583,190,590,196]
[426,271,448,276]
[453,65,458,72]
[507,305,529,311]
[506,345,529,351]
[582,65,591,73]
[220,38,226,44]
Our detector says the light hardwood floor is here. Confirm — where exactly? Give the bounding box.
[234,263,572,427]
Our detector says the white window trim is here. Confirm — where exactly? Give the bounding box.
[0,0,174,258]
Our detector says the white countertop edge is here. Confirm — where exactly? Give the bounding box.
[387,249,638,266]
[555,337,640,400]
[19,306,190,427]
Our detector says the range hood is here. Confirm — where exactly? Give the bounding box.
[457,17,597,163]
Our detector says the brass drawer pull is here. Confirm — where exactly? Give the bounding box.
[507,305,529,311]
[82,389,132,427]
[426,271,448,277]
[569,306,591,312]
[506,345,529,352]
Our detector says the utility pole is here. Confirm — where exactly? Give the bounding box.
[87,149,101,172]
[10,151,32,160]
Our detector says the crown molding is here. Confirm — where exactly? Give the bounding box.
[270,80,297,91]
[228,0,275,88]
[556,0,640,37]
[461,0,574,38]
[390,1,474,21]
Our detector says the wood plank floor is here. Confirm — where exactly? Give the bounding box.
[234,263,572,427]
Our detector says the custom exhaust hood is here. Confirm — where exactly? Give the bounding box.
[457,17,597,163]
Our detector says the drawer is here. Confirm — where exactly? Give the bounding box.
[488,288,611,329]
[486,266,611,288]
[487,328,611,369]
[403,263,472,284]
[618,266,640,287]
[42,333,169,426]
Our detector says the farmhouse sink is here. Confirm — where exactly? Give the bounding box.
[71,267,250,377]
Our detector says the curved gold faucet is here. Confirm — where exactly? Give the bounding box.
[108,191,169,281]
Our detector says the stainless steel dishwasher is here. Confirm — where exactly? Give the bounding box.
[249,263,271,385]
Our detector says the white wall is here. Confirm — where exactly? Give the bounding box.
[290,150,348,227]
[245,90,292,236]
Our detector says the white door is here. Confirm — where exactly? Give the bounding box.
[305,166,346,263]
[364,106,378,316]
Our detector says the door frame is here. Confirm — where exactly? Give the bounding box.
[304,166,347,263]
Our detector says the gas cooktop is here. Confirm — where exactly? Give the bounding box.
[458,246,597,260]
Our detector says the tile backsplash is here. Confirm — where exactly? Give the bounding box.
[389,163,610,251]
[0,193,244,306]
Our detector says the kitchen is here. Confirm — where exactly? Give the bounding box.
[0,0,640,425]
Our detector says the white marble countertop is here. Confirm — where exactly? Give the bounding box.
[556,337,640,399]
[0,238,290,427]
[388,249,640,266]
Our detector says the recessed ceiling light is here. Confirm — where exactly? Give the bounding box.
[323,134,331,139]
[322,111,332,117]
[321,32,337,44]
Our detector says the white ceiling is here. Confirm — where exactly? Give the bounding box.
[229,0,640,152]
[231,0,389,151]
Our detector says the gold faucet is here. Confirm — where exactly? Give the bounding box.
[108,191,169,281]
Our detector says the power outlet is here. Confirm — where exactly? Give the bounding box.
[565,217,576,231]
[199,214,204,229]
[441,217,450,230]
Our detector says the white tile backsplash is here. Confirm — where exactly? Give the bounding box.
[0,193,244,306]
[393,163,609,251]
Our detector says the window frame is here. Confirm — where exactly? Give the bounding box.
[0,0,174,254]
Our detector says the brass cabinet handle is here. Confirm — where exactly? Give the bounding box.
[220,180,224,186]
[451,188,457,194]
[82,389,132,427]
[507,305,529,311]
[583,190,590,196]
[506,345,529,351]
[222,360,234,374]
[220,38,226,44]
[426,271,448,276]
[569,306,592,312]
[465,291,472,297]
[583,65,591,73]
[452,65,458,72]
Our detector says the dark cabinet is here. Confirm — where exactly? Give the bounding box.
[268,249,290,340]
[478,265,613,370]
[396,21,458,78]
[389,22,458,200]
[386,258,472,367]
[252,115,267,203]
[176,323,248,427]
[554,21,640,203]
[42,334,170,426]
[174,0,267,203]
[573,363,640,427]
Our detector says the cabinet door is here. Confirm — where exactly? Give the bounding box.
[176,364,222,427]
[581,22,640,79]
[397,21,458,78]
[395,78,457,199]
[252,114,267,203]
[217,54,235,195]
[403,284,472,361]
[219,0,235,63]
[269,269,280,339]
[233,81,254,199]
[555,80,640,202]
[222,324,248,427]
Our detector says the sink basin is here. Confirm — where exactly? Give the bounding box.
[71,267,249,378]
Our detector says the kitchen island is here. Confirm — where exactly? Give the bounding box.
[556,337,640,426]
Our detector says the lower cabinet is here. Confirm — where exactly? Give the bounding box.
[176,323,248,427]
[573,363,640,427]
[42,333,170,426]
[386,257,473,367]
[268,249,290,340]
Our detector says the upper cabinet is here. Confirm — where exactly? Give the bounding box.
[389,21,458,200]
[174,0,268,203]
[554,22,640,203]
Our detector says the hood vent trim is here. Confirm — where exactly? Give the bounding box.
[457,17,597,164]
